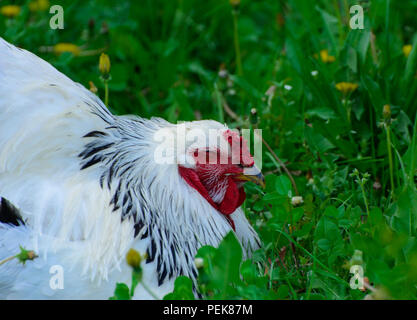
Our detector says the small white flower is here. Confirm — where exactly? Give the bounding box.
[218,69,228,78]
[227,89,236,96]
[291,196,304,206]
[194,257,204,269]
[311,70,318,76]
[284,84,292,91]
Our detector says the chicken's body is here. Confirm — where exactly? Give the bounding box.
[0,38,261,299]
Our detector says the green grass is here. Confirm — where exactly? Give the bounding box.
[3,0,417,299]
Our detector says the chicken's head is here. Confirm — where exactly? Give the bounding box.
[159,120,264,229]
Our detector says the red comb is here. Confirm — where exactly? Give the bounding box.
[223,130,254,167]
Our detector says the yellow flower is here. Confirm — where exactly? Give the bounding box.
[29,0,50,12]
[403,44,412,58]
[53,43,81,56]
[0,5,21,17]
[335,82,358,95]
[126,248,142,269]
[229,0,240,6]
[99,53,111,76]
[315,49,336,63]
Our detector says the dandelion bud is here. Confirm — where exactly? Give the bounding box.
[383,104,391,121]
[230,0,240,7]
[15,246,38,265]
[126,248,142,269]
[99,53,111,77]
[27,251,37,260]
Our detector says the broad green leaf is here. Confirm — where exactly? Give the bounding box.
[360,75,384,116]
[291,207,304,223]
[276,285,289,299]
[324,206,339,219]
[109,283,130,300]
[304,125,335,154]
[317,238,331,251]
[316,7,338,52]
[163,276,195,300]
[275,175,292,195]
[392,187,417,236]
[307,107,337,120]
[368,208,383,227]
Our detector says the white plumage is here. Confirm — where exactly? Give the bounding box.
[0,38,261,299]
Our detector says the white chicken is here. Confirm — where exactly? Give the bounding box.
[0,38,263,299]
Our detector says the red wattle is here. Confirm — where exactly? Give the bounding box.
[218,177,239,215]
[179,167,244,231]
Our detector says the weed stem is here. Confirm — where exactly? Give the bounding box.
[140,281,160,300]
[360,182,370,215]
[0,255,15,266]
[232,8,243,76]
[104,80,109,107]
[386,124,395,193]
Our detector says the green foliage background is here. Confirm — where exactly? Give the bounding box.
[2,0,417,299]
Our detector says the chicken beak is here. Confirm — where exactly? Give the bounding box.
[235,165,265,189]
